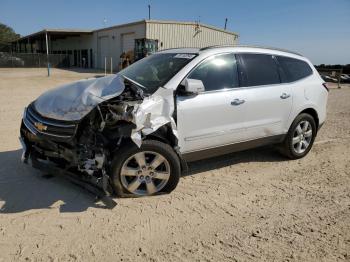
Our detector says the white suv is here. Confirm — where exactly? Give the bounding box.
[20,46,328,199]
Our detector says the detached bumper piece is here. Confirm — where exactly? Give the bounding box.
[30,156,117,209]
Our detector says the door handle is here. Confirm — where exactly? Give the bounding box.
[280,93,291,99]
[231,98,245,106]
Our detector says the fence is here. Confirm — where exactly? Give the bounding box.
[0,52,70,68]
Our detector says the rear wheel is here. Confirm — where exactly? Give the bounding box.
[111,140,181,197]
[280,113,317,159]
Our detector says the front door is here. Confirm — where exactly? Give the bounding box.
[176,53,248,153]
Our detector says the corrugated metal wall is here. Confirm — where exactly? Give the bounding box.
[46,21,238,69]
[146,21,238,50]
[93,22,146,69]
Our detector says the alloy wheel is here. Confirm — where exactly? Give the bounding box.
[120,151,171,196]
[292,120,313,154]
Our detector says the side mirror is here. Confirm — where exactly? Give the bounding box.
[184,78,205,94]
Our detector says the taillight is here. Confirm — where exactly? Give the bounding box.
[322,83,329,92]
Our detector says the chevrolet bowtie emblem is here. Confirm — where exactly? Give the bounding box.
[34,122,47,131]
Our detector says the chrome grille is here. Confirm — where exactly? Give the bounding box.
[23,104,77,138]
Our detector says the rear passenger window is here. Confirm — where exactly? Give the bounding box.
[240,54,280,87]
[188,53,239,91]
[277,56,313,82]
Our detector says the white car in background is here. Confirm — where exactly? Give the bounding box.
[20,46,328,200]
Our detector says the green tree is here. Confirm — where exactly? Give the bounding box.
[0,23,20,51]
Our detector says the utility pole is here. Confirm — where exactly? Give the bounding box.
[45,31,50,77]
[224,18,228,30]
[148,4,151,20]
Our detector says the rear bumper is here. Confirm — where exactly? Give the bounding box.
[318,122,325,131]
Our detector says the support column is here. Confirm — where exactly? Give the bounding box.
[45,32,50,76]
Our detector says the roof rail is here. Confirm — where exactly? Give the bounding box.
[199,45,303,56]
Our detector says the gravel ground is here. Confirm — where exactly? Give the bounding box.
[0,68,349,262]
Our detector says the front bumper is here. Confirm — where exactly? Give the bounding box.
[19,136,29,163]
[19,119,117,209]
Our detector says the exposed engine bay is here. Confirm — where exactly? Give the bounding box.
[75,80,143,176]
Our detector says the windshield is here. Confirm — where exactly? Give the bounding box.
[119,53,197,93]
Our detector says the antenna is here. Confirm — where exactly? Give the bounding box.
[224,18,228,30]
[148,4,151,20]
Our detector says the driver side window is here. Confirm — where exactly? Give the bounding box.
[188,53,239,91]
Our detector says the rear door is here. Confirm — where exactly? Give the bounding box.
[236,53,293,139]
[176,53,248,153]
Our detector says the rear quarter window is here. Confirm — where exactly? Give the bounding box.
[277,56,313,82]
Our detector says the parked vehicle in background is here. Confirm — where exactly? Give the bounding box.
[340,74,350,83]
[320,74,338,83]
[20,46,328,198]
[0,52,24,67]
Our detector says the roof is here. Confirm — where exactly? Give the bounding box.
[71,19,238,36]
[16,29,93,42]
[158,45,304,58]
[199,45,303,56]
[15,19,238,43]
[146,20,238,36]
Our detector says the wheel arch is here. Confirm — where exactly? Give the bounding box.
[298,108,319,129]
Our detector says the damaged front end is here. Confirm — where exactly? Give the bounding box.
[20,74,177,207]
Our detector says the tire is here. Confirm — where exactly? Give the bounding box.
[110,140,181,197]
[280,113,317,159]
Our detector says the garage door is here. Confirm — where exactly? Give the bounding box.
[122,33,135,53]
[98,36,109,69]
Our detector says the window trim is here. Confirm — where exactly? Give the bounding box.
[177,52,314,95]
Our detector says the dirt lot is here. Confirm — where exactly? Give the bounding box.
[0,68,349,262]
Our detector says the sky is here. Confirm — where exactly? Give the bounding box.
[1,0,349,65]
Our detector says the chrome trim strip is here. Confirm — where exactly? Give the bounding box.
[184,127,245,142]
[184,121,281,142]
[27,107,76,128]
[182,133,284,155]
[177,51,313,96]
[23,117,73,138]
[23,108,74,138]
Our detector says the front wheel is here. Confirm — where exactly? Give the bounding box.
[110,140,181,197]
[280,113,317,159]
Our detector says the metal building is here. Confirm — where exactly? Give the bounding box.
[12,20,239,70]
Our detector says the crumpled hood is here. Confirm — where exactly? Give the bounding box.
[34,74,125,121]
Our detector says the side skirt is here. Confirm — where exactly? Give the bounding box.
[182,135,285,162]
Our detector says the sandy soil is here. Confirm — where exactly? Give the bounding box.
[0,68,349,262]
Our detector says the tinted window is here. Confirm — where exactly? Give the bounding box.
[240,54,280,87]
[277,56,313,82]
[188,53,239,91]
